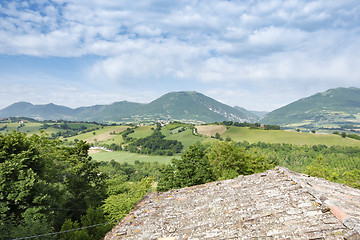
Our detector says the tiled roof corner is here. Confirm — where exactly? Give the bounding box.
[104,167,360,240]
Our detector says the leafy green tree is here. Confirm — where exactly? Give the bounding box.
[305,155,338,181]
[59,219,89,240]
[0,131,107,238]
[157,145,215,192]
[341,169,360,188]
[215,132,221,139]
[156,164,177,192]
[207,141,272,180]
[102,177,154,221]
[225,137,232,142]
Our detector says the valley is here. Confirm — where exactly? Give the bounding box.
[1,88,360,239]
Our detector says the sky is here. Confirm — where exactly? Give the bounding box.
[0,0,360,111]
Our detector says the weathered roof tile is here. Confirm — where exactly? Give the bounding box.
[104,167,360,240]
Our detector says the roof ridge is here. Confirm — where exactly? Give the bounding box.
[278,167,360,239]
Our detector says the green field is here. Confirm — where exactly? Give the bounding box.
[66,125,128,143]
[165,128,215,150]
[90,150,175,164]
[2,121,360,164]
[222,126,360,147]
[128,126,154,138]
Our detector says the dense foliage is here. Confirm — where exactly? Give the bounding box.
[157,140,360,192]
[234,141,360,189]
[2,123,360,238]
[333,131,360,141]
[222,121,280,130]
[157,145,215,191]
[0,131,154,240]
[125,129,183,156]
[157,142,274,192]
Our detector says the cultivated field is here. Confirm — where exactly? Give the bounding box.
[222,126,360,147]
[3,121,360,164]
[80,126,128,143]
[195,125,227,137]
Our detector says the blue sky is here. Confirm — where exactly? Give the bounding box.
[0,0,359,111]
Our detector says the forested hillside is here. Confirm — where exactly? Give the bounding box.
[261,87,360,132]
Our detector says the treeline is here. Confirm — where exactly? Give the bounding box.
[125,130,183,156]
[46,123,104,139]
[157,142,274,191]
[234,141,360,189]
[157,140,360,192]
[2,130,360,239]
[111,126,183,156]
[333,131,360,141]
[222,121,280,130]
[0,131,153,240]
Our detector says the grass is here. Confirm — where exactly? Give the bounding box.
[166,129,205,150]
[66,126,127,143]
[90,150,175,164]
[0,122,57,135]
[223,126,360,147]
[78,126,128,144]
[128,126,154,138]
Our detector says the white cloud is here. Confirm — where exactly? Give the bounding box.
[1,0,360,110]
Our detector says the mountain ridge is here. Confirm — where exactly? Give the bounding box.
[260,87,360,130]
[0,91,258,123]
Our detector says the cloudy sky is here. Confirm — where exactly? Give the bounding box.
[0,0,359,111]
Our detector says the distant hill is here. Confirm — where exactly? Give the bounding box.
[0,91,257,123]
[249,110,269,118]
[233,106,260,121]
[73,101,144,122]
[139,91,255,123]
[260,87,360,131]
[0,102,75,120]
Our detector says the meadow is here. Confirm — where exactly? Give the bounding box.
[2,120,360,164]
[89,150,175,164]
[222,126,360,147]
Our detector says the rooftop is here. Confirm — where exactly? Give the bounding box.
[104,167,360,240]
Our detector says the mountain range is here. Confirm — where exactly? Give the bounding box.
[1,87,359,130]
[260,87,360,130]
[0,91,259,123]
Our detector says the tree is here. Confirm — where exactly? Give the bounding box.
[342,169,360,189]
[215,132,221,139]
[157,145,215,192]
[207,142,272,180]
[305,155,338,181]
[0,131,107,238]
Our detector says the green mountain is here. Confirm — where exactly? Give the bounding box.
[0,92,257,123]
[260,87,360,129]
[0,102,74,120]
[137,91,254,123]
[73,101,144,122]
